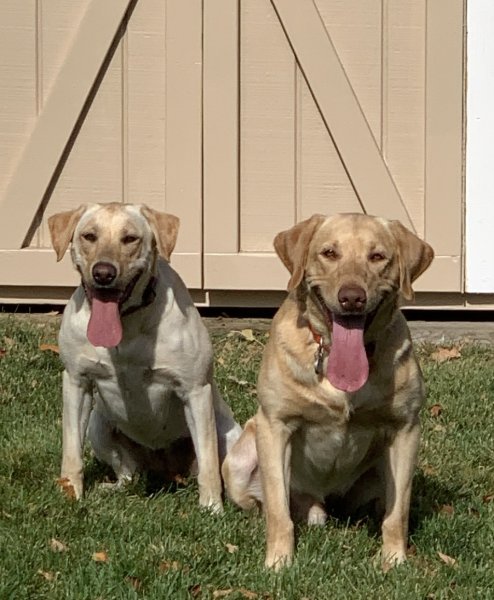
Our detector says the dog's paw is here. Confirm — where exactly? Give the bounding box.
[265,550,292,571]
[57,475,83,500]
[307,503,327,526]
[265,529,294,570]
[199,495,224,514]
[98,473,136,493]
[380,547,407,572]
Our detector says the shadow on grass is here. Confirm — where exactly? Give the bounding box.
[83,436,197,497]
[299,469,464,542]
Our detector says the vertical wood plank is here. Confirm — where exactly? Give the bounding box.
[0,1,37,199]
[425,0,463,286]
[164,0,202,258]
[203,0,239,254]
[126,0,166,209]
[39,0,88,104]
[298,74,361,217]
[383,0,425,236]
[314,0,382,142]
[240,0,295,252]
[299,0,381,218]
[36,0,93,247]
[47,46,123,212]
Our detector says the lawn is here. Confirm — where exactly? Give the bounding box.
[0,315,493,599]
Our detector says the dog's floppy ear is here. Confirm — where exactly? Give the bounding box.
[273,214,325,291]
[140,206,180,262]
[389,220,434,301]
[48,206,86,262]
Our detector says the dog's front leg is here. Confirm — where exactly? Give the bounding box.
[256,408,293,570]
[185,383,222,512]
[380,421,420,569]
[60,371,92,500]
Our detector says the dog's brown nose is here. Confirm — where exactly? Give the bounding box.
[338,285,367,312]
[92,262,117,286]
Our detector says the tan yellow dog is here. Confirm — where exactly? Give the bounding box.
[222,213,434,569]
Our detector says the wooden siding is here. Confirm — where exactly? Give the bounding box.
[0,0,465,304]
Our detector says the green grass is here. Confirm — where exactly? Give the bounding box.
[0,317,493,599]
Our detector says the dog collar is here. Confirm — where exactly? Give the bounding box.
[121,276,157,317]
[307,322,330,376]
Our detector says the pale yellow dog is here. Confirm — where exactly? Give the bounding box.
[49,203,241,510]
[222,213,434,569]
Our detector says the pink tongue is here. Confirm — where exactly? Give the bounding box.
[87,297,122,348]
[327,315,368,392]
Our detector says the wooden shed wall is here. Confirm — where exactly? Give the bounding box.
[0,0,475,307]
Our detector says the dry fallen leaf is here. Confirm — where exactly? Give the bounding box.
[482,492,494,504]
[56,477,77,500]
[238,589,258,599]
[213,590,234,598]
[438,551,457,566]
[0,348,7,358]
[240,329,255,342]
[3,336,15,348]
[422,464,438,477]
[92,551,109,563]
[433,424,446,432]
[226,375,249,386]
[225,543,239,554]
[189,584,202,598]
[430,347,461,363]
[429,404,443,418]
[159,560,182,572]
[49,538,68,553]
[439,504,455,516]
[37,569,58,582]
[39,343,60,354]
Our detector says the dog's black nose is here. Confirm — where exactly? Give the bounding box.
[92,262,117,286]
[338,285,367,312]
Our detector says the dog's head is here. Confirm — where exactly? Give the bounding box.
[274,213,434,391]
[48,203,179,347]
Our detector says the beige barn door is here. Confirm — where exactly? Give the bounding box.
[0,0,202,302]
[203,0,464,292]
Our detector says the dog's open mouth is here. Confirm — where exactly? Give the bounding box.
[313,289,370,393]
[85,272,142,348]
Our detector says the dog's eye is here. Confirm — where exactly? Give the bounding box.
[321,248,338,260]
[82,232,97,243]
[369,252,386,262]
[122,235,139,245]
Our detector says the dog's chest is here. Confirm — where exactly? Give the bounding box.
[81,351,188,447]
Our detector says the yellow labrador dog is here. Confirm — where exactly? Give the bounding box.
[222,213,434,569]
[48,203,241,511]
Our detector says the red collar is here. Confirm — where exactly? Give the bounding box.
[307,321,331,352]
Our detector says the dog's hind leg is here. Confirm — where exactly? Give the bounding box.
[222,417,262,510]
[87,409,139,486]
